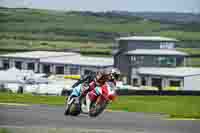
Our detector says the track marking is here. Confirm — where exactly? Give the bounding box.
[164,118,200,121]
[0,103,29,106]
[106,109,127,112]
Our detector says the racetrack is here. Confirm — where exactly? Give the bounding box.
[0,104,199,133]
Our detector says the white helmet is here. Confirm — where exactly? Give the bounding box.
[110,68,121,80]
[111,68,120,75]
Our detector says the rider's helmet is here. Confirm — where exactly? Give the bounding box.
[94,68,120,86]
[110,68,121,81]
[103,68,120,82]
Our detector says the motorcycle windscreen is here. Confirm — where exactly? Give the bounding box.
[70,84,83,97]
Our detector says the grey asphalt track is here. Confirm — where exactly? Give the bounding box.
[0,104,200,133]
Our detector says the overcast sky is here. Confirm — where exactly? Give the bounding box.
[0,0,200,13]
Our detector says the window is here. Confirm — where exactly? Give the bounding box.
[70,67,79,75]
[84,69,95,75]
[152,78,162,90]
[131,56,137,65]
[141,77,146,86]
[27,63,35,70]
[156,56,175,67]
[132,78,139,86]
[15,61,22,69]
[42,64,51,74]
[131,56,136,61]
[170,80,181,87]
[160,42,174,49]
[56,66,64,74]
[2,60,9,70]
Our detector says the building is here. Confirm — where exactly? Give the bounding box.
[114,36,200,90]
[39,54,113,75]
[0,51,76,72]
[0,51,113,76]
[136,67,200,91]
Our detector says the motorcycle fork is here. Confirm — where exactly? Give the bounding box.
[96,96,103,105]
[95,96,103,105]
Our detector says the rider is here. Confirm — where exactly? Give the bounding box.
[85,68,120,113]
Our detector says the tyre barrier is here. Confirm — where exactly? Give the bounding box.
[116,90,200,96]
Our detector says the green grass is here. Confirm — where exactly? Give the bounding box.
[0,93,65,105]
[108,96,200,118]
[0,39,112,50]
[176,48,200,67]
[0,127,106,133]
[153,31,200,41]
[177,48,200,55]
[1,7,200,43]
[0,129,9,133]
[0,39,113,55]
[0,8,162,43]
[0,7,200,56]
[0,92,200,118]
[186,58,200,67]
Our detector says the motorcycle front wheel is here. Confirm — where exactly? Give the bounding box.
[64,97,81,116]
[89,100,107,117]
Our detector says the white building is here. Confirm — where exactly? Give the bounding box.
[40,54,113,75]
[0,51,113,75]
[134,67,200,91]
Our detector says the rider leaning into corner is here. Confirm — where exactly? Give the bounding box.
[65,68,121,115]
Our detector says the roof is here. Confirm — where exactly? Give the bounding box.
[137,67,200,77]
[40,55,113,67]
[116,36,178,42]
[0,51,78,59]
[126,49,188,56]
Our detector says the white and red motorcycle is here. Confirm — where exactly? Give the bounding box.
[64,81,117,117]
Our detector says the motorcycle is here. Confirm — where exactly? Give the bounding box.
[64,81,117,117]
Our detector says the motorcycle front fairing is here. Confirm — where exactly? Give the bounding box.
[70,83,83,97]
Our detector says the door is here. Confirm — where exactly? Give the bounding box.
[152,78,162,91]
[15,61,22,69]
[56,66,64,74]
[43,64,51,74]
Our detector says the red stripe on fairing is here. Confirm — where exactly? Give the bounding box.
[88,91,98,102]
[101,85,109,96]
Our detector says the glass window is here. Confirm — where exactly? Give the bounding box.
[43,64,51,74]
[27,63,35,70]
[170,80,181,87]
[156,56,175,67]
[141,77,146,86]
[84,69,95,75]
[56,66,64,74]
[70,67,79,75]
[132,78,139,86]
[3,60,9,70]
[131,56,136,62]
[15,61,22,69]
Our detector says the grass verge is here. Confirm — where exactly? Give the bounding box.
[0,92,200,119]
[0,92,65,105]
[0,129,9,133]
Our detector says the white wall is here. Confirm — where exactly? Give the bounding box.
[184,75,200,90]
